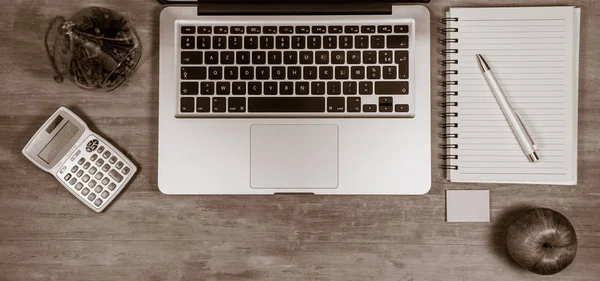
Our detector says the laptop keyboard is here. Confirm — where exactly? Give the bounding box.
[178,23,412,117]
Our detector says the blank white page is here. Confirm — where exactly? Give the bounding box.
[445,7,580,184]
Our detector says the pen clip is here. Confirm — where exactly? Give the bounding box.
[514,110,537,150]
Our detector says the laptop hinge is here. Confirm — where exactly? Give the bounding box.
[197,2,392,16]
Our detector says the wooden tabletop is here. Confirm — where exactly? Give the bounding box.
[1,0,599,280]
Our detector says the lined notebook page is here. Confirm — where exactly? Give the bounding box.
[447,7,580,184]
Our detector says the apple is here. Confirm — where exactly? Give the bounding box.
[506,208,577,275]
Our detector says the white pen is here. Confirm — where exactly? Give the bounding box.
[476,54,539,163]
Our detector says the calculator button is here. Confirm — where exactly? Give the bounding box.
[116,161,124,169]
[82,175,90,183]
[60,166,67,174]
[95,172,104,180]
[70,150,81,161]
[108,169,124,183]
[88,193,96,201]
[109,156,117,164]
[90,154,98,161]
[94,186,103,193]
[107,183,117,191]
[96,159,104,166]
[83,162,91,169]
[78,157,85,165]
[101,178,110,185]
[71,166,78,173]
[76,170,84,177]
[122,167,131,175]
[64,173,71,181]
[69,178,77,185]
[88,180,97,188]
[97,146,105,153]
[102,164,110,172]
[103,151,111,159]
[94,198,103,206]
[101,191,109,199]
[89,167,97,175]
[81,188,90,195]
[74,182,83,190]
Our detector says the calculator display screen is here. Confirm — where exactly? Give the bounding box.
[38,121,79,164]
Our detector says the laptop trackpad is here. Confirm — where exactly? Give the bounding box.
[250,124,338,189]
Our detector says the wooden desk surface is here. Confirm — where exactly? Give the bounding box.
[1,0,598,280]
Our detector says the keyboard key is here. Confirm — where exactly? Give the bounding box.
[248,82,262,95]
[387,35,409,48]
[232,82,246,95]
[279,26,294,34]
[197,36,211,49]
[375,81,409,95]
[180,82,198,95]
[359,81,373,95]
[198,26,212,34]
[208,66,223,80]
[260,36,274,49]
[205,52,218,64]
[196,97,210,112]
[296,82,310,95]
[324,36,337,49]
[212,97,226,112]
[379,96,393,105]
[245,36,259,49]
[256,67,270,80]
[312,26,327,33]
[213,36,227,49]
[379,51,393,64]
[304,67,318,80]
[383,66,397,79]
[181,36,195,49]
[95,158,104,167]
[201,82,214,95]
[231,52,247,65]
[76,170,84,177]
[300,51,313,64]
[394,25,409,33]
[331,51,345,64]
[347,97,361,112]
[371,36,384,48]
[252,51,267,64]
[315,51,329,64]
[363,51,377,64]
[82,174,91,183]
[83,162,91,169]
[380,105,393,112]
[307,36,321,49]
[296,26,310,34]
[216,82,230,95]
[345,26,359,33]
[335,66,349,80]
[343,82,357,95]
[351,66,365,79]
[224,67,238,79]
[347,51,361,64]
[181,51,203,64]
[181,26,195,34]
[90,154,98,161]
[319,66,333,80]
[272,67,286,80]
[107,183,117,191]
[247,26,260,34]
[292,36,306,49]
[88,179,97,188]
[368,66,381,79]
[328,26,343,33]
[214,26,228,34]
[228,97,246,112]
[181,67,206,80]
[231,26,245,34]
[395,104,409,112]
[180,97,194,112]
[378,25,393,33]
[75,182,83,190]
[228,36,243,49]
[284,51,298,64]
[361,25,376,33]
[339,36,353,49]
[276,36,290,49]
[81,188,90,196]
[363,104,377,112]
[396,51,409,79]
[327,97,345,112]
[78,157,85,165]
[240,67,254,80]
[88,193,96,201]
[264,82,278,95]
[116,161,123,169]
[94,185,103,193]
[64,173,72,181]
[248,97,325,112]
[311,82,325,95]
[263,26,277,34]
[71,166,79,173]
[268,51,282,64]
[327,82,341,95]
[280,82,294,95]
[288,67,302,79]
[101,190,110,199]
[355,36,369,49]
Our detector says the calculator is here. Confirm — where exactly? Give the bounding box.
[22,106,137,212]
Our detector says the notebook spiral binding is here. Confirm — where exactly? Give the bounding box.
[440,17,459,171]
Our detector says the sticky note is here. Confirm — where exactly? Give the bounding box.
[446,190,490,222]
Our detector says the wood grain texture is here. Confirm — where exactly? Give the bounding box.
[1,0,599,280]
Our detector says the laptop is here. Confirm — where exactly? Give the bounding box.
[158,0,431,194]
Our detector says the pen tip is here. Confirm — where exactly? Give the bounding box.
[476,54,490,72]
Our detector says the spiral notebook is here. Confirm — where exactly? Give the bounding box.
[442,6,580,185]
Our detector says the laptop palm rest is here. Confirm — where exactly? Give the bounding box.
[250,124,338,189]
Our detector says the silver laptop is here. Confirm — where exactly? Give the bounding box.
[158,0,431,194]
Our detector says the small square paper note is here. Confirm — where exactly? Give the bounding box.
[446,190,490,222]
